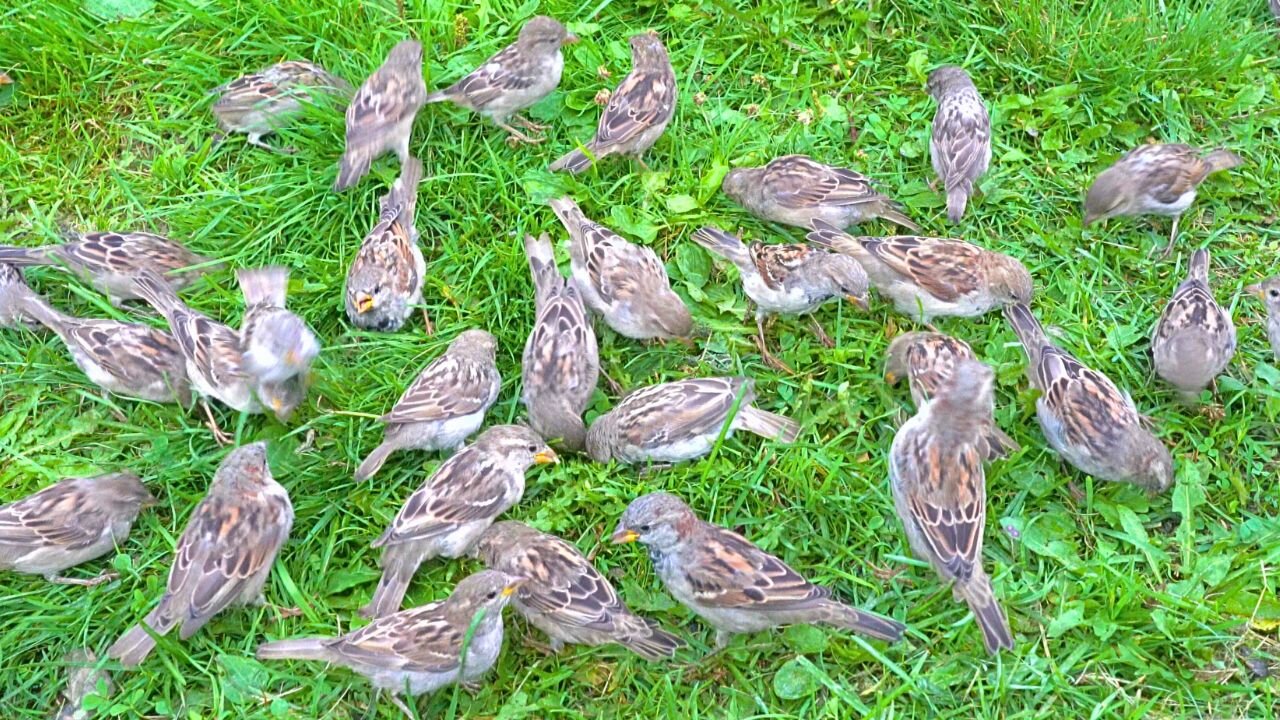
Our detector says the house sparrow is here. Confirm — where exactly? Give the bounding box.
[257,570,524,717]
[548,196,692,341]
[1004,303,1174,493]
[522,232,599,452]
[548,31,675,173]
[884,331,1017,459]
[472,520,684,660]
[0,273,191,405]
[354,329,501,481]
[692,225,868,371]
[425,16,577,143]
[806,220,1032,323]
[130,269,258,443]
[54,649,113,720]
[585,377,800,464]
[721,154,920,232]
[334,40,426,191]
[1084,143,1243,256]
[237,266,319,381]
[1152,249,1236,400]
[0,472,154,585]
[612,492,905,650]
[361,425,557,618]
[108,442,293,668]
[211,60,352,152]
[0,231,218,307]
[255,373,309,425]
[927,65,991,223]
[346,156,427,332]
[888,360,1014,654]
[1246,274,1280,360]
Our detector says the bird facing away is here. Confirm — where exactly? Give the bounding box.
[692,225,868,372]
[521,232,600,452]
[472,520,685,660]
[108,442,293,667]
[426,15,577,143]
[1083,143,1242,257]
[346,156,427,332]
[211,60,352,152]
[1004,303,1174,493]
[888,360,1015,654]
[927,65,991,223]
[612,492,905,650]
[721,154,920,232]
[334,40,427,191]
[548,31,676,173]
[1151,249,1235,400]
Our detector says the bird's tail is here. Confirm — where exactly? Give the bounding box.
[130,270,184,319]
[547,196,586,233]
[360,542,422,619]
[548,145,596,174]
[333,148,371,192]
[354,441,397,481]
[957,573,1014,655]
[984,425,1020,461]
[946,186,971,224]
[617,616,686,661]
[1200,148,1243,177]
[736,406,801,443]
[804,220,860,256]
[880,203,921,233]
[380,155,424,227]
[108,606,176,668]
[524,232,564,303]
[1002,302,1048,367]
[256,637,334,662]
[236,266,289,308]
[823,601,907,643]
[1187,247,1210,285]
[691,226,752,269]
[0,245,50,267]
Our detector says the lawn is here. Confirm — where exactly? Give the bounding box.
[3,0,1280,717]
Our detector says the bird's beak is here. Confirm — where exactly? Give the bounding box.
[1246,283,1264,299]
[611,528,639,544]
[563,33,579,45]
[533,448,559,465]
[355,294,374,314]
[846,294,869,311]
[1083,212,1099,227]
[0,72,11,86]
[884,370,899,385]
[502,577,527,596]
[142,491,160,507]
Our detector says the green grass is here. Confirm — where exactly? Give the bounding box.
[3,0,1280,717]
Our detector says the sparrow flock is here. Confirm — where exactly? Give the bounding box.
[0,9,1266,718]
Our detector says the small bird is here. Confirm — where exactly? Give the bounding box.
[612,492,905,650]
[0,472,154,586]
[334,40,427,191]
[0,231,218,307]
[354,329,501,481]
[721,154,919,232]
[256,372,309,425]
[361,425,557,618]
[346,156,427,332]
[927,65,991,223]
[472,520,685,660]
[425,15,577,144]
[108,442,293,668]
[237,266,319,421]
[1083,143,1243,257]
[1246,274,1280,360]
[548,196,692,341]
[54,649,113,720]
[1151,249,1236,400]
[258,570,524,718]
[522,232,600,452]
[806,220,1032,323]
[883,331,1017,459]
[131,269,258,444]
[548,31,675,173]
[692,225,868,372]
[0,263,34,329]
[0,273,191,405]
[1004,303,1174,493]
[585,377,800,465]
[211,60,352,152]
[888,359,1014,654]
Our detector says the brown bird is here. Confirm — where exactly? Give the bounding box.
[108,443,293,667]
[548,31,676,173]
[612,492,905,650]
[721,154,919,232]
[346,157,427,332]
[472,520,684,660]
[335,40,427,191]
[927,65,991,222]
[211,60,351,152]
[888,359,1015,654]
[1084,143,1242,257]
[1151,249,1236,400]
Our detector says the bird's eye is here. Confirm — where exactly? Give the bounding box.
[528,444,539,453]
[486,590,497,600]
[639,524,651,532]
[1270,289,1279,299]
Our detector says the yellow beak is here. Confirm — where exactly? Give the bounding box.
[846,294,869,311]
[502,577,527,596]
[355,294,374,314]
[1246,283,1264,299]
[611,529,639,544]
[884,371,899,385]
[533,449,559,465]
[564,33,580,44]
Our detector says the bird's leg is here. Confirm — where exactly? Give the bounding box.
[521,633,559,655]
[639,462,673,477]
[1160,216,1180,258]
[928,176,939,192]
[47,571,118,587]
[756,315,794,374]
[421,308,434,336]
[247,132,295,155]
[202,400,233,446]
[389,693,416,720]
[634,155,652,172]
[809,318,835,348]
[600,366,625,396]
[496,120,543,145]
[512,114,549,132]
